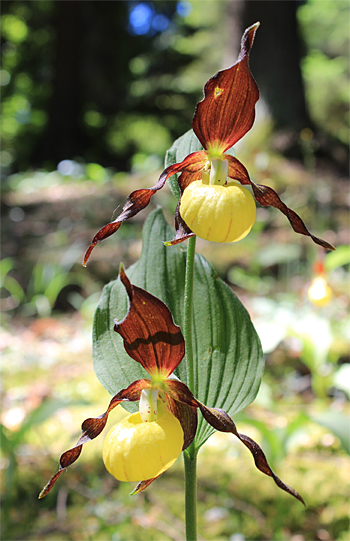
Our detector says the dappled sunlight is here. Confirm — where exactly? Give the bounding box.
[1,1,349,540]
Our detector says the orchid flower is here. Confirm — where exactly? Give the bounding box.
[83,22,333,266]
[307,261,333,307]
[39,265,304,504]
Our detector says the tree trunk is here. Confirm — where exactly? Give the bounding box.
[33,2,87,166]
[229,0,312,132]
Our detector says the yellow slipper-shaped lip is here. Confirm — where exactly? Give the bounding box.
[180,180,256,243]
[103,406,184,482]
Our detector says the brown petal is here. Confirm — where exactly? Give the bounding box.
[165,379,198,408]
[226,155,335,251]
[165,390,198,450]
[224,153,251,184]
[164,200,195,246]
[192,23,260,153]
[114,266,185,378]
[177,169,203,194]
[164,378,305,504]
[83,152,207,266]
[83,185,165,267]
[197,403,305,505]
[164,380,199,449]
[38,379,149,499]
[131,475,161,495]
[164,164,205,247]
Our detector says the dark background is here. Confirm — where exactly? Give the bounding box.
[1,0,348,173]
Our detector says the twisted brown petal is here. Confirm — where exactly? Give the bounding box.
[197,403,305,505]
[38,379,149,499]
[165,379,305,504]
[193,23,260,153]
[164,168,205,246]
[83,151,207,266]
[226,155,335,251]
[164,200,195,246]
[165,379,198,408]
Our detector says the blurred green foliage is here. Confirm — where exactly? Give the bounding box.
[298,0,350,144]
[0,0,225,174]
[1,2,53,169]
[1,0,348,176]
[1,255,102,318]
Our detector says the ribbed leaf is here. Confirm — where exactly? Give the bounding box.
[93,209,264,448]
[165,129,204,200]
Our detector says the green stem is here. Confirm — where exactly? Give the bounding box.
[183,235,197,397]
[183,450,198,541]
[183,235,197,541]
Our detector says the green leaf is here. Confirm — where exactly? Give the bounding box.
[256,243,302,267]
[312,411,350,455]
[324,244,350,272]
[164,129,204,200]
[93,209,264,448]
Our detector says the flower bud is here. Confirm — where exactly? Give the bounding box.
[102,402,183,482]
[180,180,256,242]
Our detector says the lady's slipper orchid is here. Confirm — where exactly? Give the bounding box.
[83,22,333,266]
[39,266,304,504]
[307,261,333,307]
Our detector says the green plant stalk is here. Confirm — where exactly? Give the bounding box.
[183,235,196,397]
[183,235,197,541]
[183,449,198,541]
